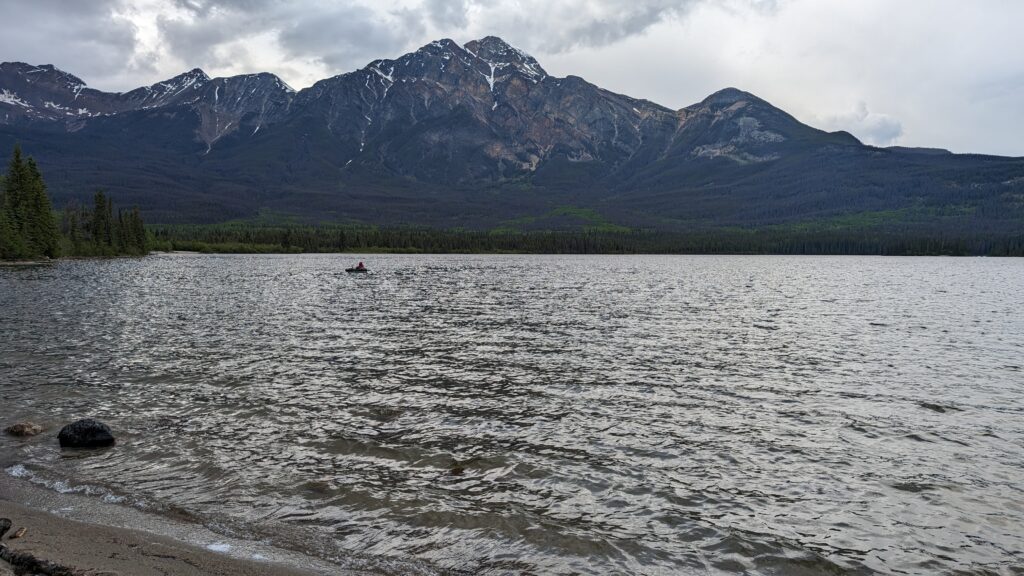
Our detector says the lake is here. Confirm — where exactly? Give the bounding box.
[1,254,1022,575]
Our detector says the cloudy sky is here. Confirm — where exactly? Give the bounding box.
[2,0,1022,156]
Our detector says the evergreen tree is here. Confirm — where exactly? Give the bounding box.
[0,202,22,259]
[117,208,128,253]
[0,172,11,259]
[0,146,61,259]
[128,207,147,253]
[25,158,60,258]
[3,145,30,255]
[92,190,112,251]
[66,207,82,252]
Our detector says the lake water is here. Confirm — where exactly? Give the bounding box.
[1,254,1023,575]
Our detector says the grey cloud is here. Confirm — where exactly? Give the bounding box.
[425,0,470,28]
[155,1,424,76]
[154,0,761,76]
[539,1,696,51]
[461,0,779,53]
[157,14,255,66]
[821,103,903,147]
[170,0,279,16]
[149,0,778,84]
[277,5,426,70]
[0,0,140,85]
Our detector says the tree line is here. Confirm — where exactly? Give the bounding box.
[4,143,1021,259]
[149,222,1024,256]
[0,145,147,260]
[61,191,147,257]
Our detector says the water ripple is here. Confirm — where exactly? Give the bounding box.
[2,254,1023,575]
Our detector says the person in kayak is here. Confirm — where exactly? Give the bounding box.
[355,261,366,270]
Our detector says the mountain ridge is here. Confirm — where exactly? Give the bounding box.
[1,37,1022,235]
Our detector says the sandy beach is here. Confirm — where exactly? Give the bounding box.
[0,474,362,576]
[0,500,314,575]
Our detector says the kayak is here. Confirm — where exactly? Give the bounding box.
[346,268,368,273]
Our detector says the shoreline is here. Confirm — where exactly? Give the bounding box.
[0,260,56,267]
[0,474,362,576]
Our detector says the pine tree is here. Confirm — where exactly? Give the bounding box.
[128,207,147,253]
[117,208,128,253]
[3,145,29,257]
[2,146,32,259]
[92,190,111,251]
[0,173,10,258]
[67,208,82,253]
[25,158,60,258]
[0,203,21,259]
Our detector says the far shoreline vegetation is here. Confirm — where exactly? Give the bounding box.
[2,145,1022,260]
[149,222,1024,256]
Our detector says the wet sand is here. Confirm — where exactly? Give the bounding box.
[0,475,362,576]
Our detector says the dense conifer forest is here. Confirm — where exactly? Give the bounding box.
[3,144,1021,260]
[150,223,1024,256]
[0,145,61,260]
[0,145,147,260]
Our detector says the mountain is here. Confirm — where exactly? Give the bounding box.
[1,38,1022,236]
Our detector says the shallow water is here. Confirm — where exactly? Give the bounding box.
[1,254,1022,575]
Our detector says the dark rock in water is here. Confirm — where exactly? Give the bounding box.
[920,402,961,413]
[0,517,10,539]
[57,419,115,448]
[4,422,42,437]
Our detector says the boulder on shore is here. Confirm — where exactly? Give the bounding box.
[57,419,115,448]
[4,423,43,437]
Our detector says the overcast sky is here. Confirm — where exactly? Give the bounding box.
[2,0,1022,156]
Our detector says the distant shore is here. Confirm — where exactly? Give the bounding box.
[0,474,352,576]
[0,259,55,267]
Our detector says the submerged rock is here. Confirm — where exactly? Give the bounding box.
[920,402,961,414]
[57,419,115,448]
[4,422,42,437]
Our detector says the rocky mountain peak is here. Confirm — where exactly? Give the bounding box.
[215,72,294,93]
[699,87,758,108]
[4,62,87,90]
[464,36,547,82]
[144,68,210,94]
[183,68,211,82]
[419,38,462,54]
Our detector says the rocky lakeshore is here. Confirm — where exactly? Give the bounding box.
[0,475,358,576]
[1,417,357,576]
[0,500,319,575]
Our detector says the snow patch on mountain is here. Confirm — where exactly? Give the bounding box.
[0,89,30,108]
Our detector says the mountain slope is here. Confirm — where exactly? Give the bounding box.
[1,38,1022,233]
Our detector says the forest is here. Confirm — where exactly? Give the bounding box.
[150,222,1024,256]
[0,145,146,260]
[3,143,1022,260]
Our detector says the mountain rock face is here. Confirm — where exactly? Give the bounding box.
[0,62,293,147]
[1,38,1022,231]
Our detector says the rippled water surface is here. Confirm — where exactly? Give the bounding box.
[2,254,1023,575]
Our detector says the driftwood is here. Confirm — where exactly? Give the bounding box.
[0,544,82,576]
[0,518,82,576]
